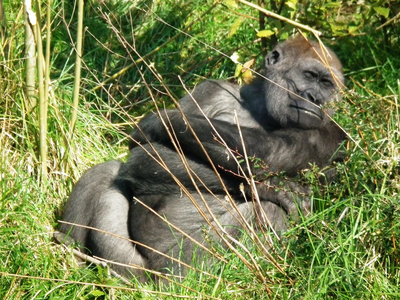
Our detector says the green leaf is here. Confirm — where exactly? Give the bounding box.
[257,30,275,38]
[234,63,243,78]
[373,6,390,18]
[285,0,298,10]
[329,23,347,35]
[89,290,106,297]
[229,17,244,37]
[325,2,341,8]
[224,0,238,8]
[348,26,359,34]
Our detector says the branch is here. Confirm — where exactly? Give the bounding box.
[237,0,322,37]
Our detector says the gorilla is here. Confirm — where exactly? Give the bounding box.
[58,36,346,281]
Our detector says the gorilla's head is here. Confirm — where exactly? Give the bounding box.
[262,36,344,130]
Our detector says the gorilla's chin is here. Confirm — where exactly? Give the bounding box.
[288,105,324,129]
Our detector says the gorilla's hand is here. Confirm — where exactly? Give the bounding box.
[251,178,311,219]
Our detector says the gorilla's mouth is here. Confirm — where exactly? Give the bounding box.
[287,80,323,120]
[289,103,323,119]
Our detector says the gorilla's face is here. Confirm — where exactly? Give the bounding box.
[263,38,344,129]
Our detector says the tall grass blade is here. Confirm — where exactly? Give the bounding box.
[35,0,47,179]
[24,0,36,113]
[69,0,84,137]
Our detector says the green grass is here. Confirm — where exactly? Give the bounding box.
[1,0,400,299]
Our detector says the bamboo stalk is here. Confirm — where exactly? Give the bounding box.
[69,0,84,136]
[35,0,47,179]
[44,0,52,118]
[0,0,9,58]
[24,0,36,113]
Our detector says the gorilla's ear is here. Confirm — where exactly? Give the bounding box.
[266,50,281,65]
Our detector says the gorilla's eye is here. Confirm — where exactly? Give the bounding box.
[303,71,318,81]
[321,78,333,88]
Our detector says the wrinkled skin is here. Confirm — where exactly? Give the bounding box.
[58,37,346,281]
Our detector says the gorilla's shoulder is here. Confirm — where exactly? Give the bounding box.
[179,79,242,112]
[192,79,240,98]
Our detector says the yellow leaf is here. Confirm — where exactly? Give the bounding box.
[257,30,275,38]
[243,58,255,70]
[242,69,254,85]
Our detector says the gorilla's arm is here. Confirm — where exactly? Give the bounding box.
[117,142,310,216]
[130,110,345,177]
[115,143,227,197]
[128,114,344,215]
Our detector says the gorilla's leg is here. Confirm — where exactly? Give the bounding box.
[112,142,291,274]
[129,191,288,274]
[58,145,293,279]
[58,160,148,280]
[86,187,148,279]
[59,161,123,243]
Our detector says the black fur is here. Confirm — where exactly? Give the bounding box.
[59,37,346,280]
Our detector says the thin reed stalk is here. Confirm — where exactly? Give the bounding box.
[35,0,47,179]
[69,0,84,136]
[24,0,36,113]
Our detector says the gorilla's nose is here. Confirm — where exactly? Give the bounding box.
[301,90,323,106]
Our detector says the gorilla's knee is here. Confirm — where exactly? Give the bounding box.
[59,160,148,280]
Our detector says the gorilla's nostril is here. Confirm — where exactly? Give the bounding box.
[302,90,322,105]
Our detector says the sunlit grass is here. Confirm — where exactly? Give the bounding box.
[1,0,400,299]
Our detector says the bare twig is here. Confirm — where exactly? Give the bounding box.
[87,2,218,95]
[376,11,400,30]
[237,0,322,37]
